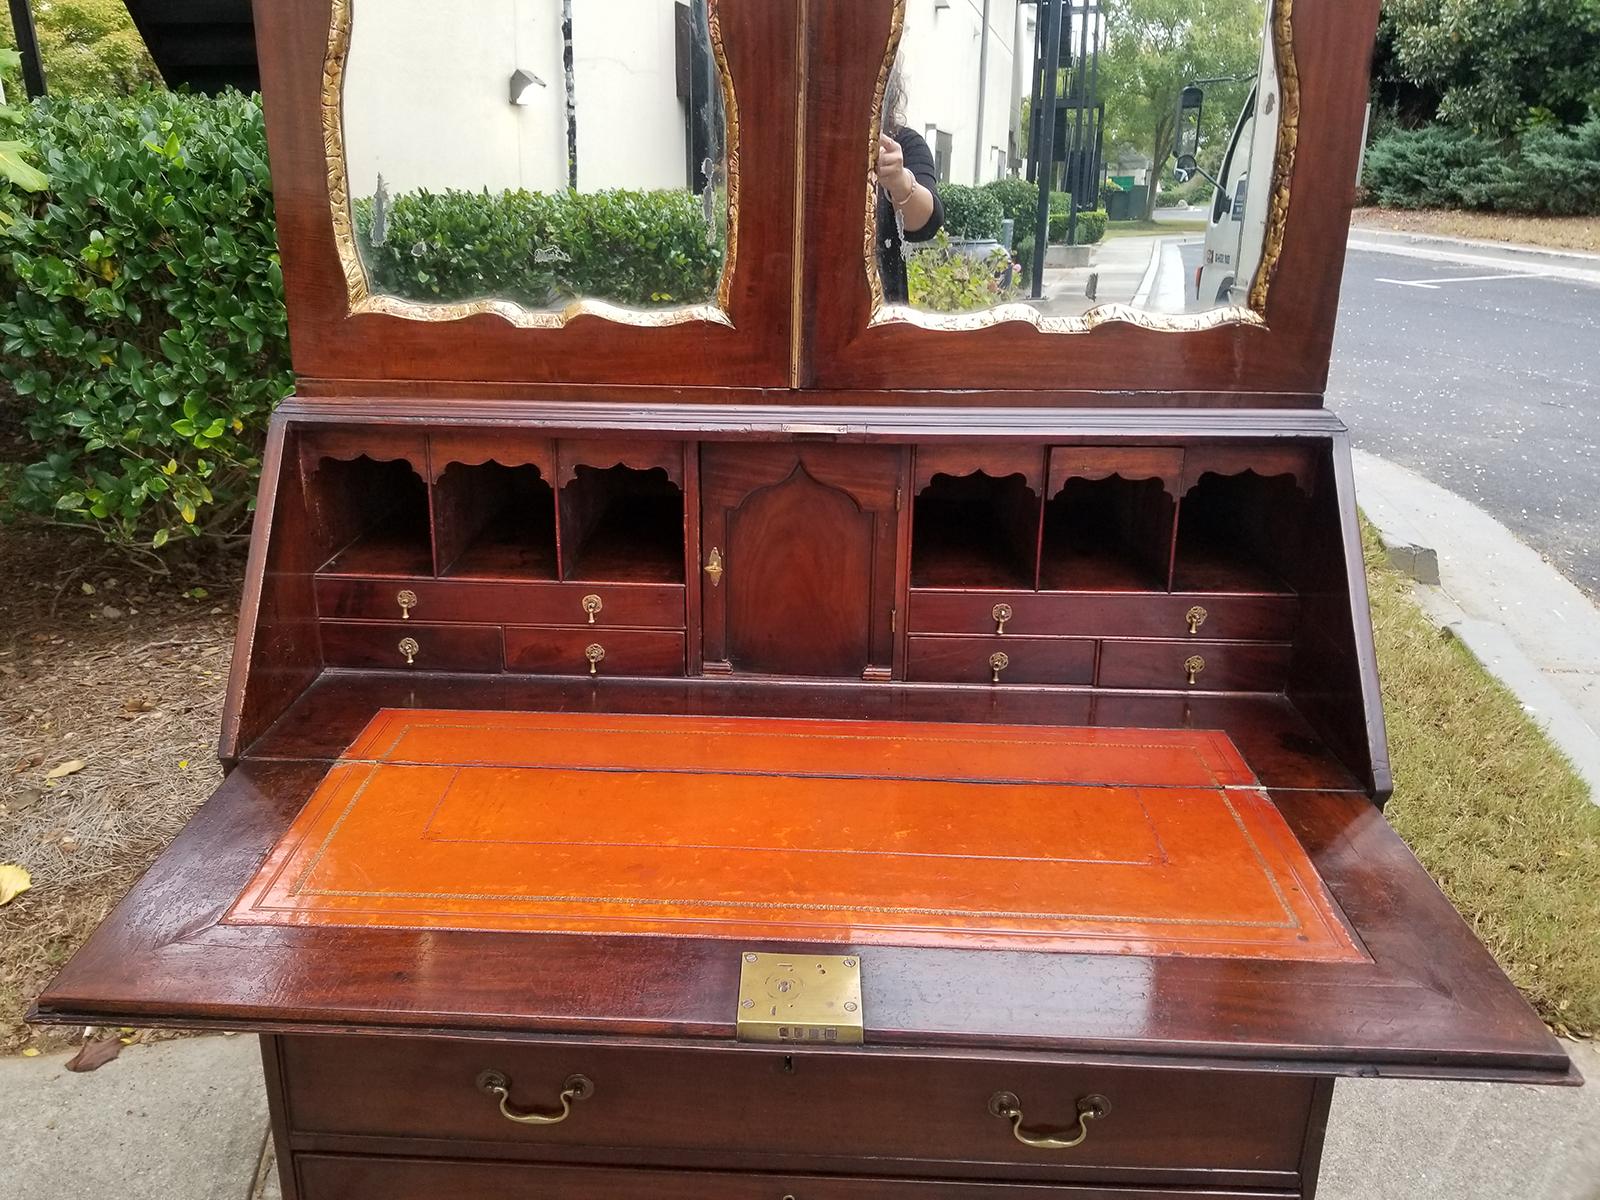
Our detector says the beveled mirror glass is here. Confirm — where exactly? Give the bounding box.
[868,0,1290,333]
[327,0,735,327]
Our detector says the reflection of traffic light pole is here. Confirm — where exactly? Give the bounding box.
[1026,0,1103,299]
[1028,0,1063,300]
[7,0,47,98]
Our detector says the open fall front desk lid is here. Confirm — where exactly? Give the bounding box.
[34,701,1573,1083]
[227,709,1363,964]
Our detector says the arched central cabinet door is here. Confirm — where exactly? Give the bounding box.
[700,445,903,678]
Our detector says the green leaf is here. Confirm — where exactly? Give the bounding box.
[0,141,50,193]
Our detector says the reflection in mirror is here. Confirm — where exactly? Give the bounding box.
[872,0,1284,329]
[335,0,732,320]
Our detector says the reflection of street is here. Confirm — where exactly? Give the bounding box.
[1031,234,1202,318]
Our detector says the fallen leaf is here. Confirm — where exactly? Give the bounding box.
[0,864,32,906]
[65,1038,124,1073]
[21,1047,40,1058]
[80,582,95,595]
[11,753,43,774]
[45,759,86,780]
[121,697,156,714]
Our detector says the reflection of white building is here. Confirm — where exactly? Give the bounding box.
[343,0,715,198]
[894,0,1038,186]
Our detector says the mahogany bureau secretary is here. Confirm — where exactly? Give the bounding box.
[36,0,1577,1197]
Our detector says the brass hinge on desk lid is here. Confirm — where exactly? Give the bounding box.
[736,952,864,1045]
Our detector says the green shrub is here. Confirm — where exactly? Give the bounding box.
[907,229,1017,312]
[981,176,1038,231]
[939,183,1004,240]
[355,185,724,309]
[1048,205,1108,245]
[0,88,290,548]
[1362,118,1600,215]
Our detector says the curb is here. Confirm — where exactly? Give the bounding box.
[1358,484,1600,804]
[1350,224,1600,266]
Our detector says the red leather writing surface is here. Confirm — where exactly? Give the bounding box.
[228,710,1364,963]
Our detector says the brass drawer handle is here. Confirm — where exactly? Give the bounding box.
[989,651,1009,684]
[397,588,418,620]
[1185,604,1207,635]
[476,1070,594,1126]
[1185,654,1206,686]
[988,1091,1110,1151]
[398,637,419,666]
[586,643,606,676]
[582,594,603,624]
[992,603,1013,635]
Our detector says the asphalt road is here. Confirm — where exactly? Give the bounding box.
[1178,238,1600,596]
[1329,247,1600,598]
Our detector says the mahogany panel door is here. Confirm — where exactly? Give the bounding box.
[700,444,903,678]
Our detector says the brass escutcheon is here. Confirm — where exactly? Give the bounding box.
[989,651,1010,684]
[476,1070,594,1127]
[582,594,603,625]
[1185,604,1208,635]
[398,636,420,666]
[705,546,725,587]
[992,603,1013,635]
[988,1090,1110,1151]
[585,643,606,676]
[396,588,418,620]
[1185,655,1206,686]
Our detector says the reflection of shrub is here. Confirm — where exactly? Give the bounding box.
[939,183,1005,240]
[1051,207,1108,245]
[354,185,724,309]
[982,176,1038,231]
[907,229,1018,312]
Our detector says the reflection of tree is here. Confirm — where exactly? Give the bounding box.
[1100,0,1266,218]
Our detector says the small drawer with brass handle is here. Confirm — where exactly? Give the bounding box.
[315,578,685,629]
[1096,640,1291,692]
[475,1070,594,1127]
[988,1090,1110,1151]
[909,590,1296,641]
[906,636,1094,686]
[319,621,504,672]
[505,628,686,678]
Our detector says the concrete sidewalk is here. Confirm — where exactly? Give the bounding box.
[1355,449,1600,800]
[3,1035,1595,1199]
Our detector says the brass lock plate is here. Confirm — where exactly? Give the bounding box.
[736,952,863,1045]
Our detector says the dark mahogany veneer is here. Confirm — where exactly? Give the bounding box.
[33,1,1577,1198]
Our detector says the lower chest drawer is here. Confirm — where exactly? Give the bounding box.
[1096,641,1292,692]
[907,636,1096,686]
[320,621,503,672]
[504,627,686,677]
[294,1156,1297,1200]
[277,1036,1314,1185]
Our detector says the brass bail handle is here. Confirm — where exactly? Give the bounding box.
[988,1091,1110,1151]
[585,643,606,676]
[989,651,1010,684]
[397,589,418,620]
[1185,654,1206,686]
[1185,604,1208,635]
[582,594,603,625]
[398,637,419,666]
[476,1070,594,1126]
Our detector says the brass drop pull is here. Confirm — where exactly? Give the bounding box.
[582,594,603,625]
[398,637,419,666]
[705,546,724,587]
[1185,655,1206,686]
[585,643,606,676]
[989,651,1010,684]
[396,588,418,620]
[992,603,1013,635]
[1185,605,1208,635]
[988,1091,1110,1151]
[476,1070,594,1127]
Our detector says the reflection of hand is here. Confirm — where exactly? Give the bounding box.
[877,134,914,204]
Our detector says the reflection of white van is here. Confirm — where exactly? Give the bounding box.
[1195,18,1279,306]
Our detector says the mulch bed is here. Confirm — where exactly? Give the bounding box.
[0,522,242,1054]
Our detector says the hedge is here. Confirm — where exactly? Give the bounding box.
[354,185,723,309]
[1363,118,1600,215]
[938,183,1005,241]
[0,88,290,548]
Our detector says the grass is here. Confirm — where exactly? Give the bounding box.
[1365,525,1600,1037]
[1352,206,1600,254]
[1103,218,1208,239]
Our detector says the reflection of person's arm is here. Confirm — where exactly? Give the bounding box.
[886,173,936,236]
